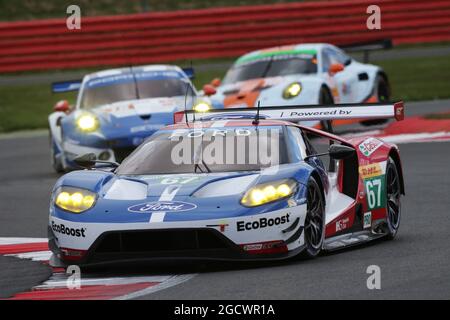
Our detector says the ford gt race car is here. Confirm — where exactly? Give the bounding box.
[48,64,205,172]
[48,101,405,266]
[203,42,391,129]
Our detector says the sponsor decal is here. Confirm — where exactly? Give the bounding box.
[128,201,197,213]
[130,124,164,133]
[336,217,350,232]
[364,176,386,210]
[51,221,86,238]
[359,138,383,157]
[206,221,229,232]
[236,213,290,232]
[364,212,372,229]
[359,163,382,179]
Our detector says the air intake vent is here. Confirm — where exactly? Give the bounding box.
[94,229,230,254]
[140,114,151,120]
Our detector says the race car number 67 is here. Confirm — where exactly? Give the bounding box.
[161,177,198,185]
[365,178,382,209]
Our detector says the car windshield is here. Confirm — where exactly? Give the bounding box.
[80,74,193,109]
[116,126,290,175]
[223,55,317,84]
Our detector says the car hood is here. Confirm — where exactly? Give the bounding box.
[92,96,186,126]
[62,97,188,146]
[53,163,312,222]
[105,172,260,198]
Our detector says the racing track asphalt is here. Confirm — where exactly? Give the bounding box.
[0,101,449,299]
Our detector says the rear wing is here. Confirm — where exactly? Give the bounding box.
[341,39,393,63]
[51,80,82,93]
[174,102,405,123]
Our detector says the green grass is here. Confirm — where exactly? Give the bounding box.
[378,55,450,101]
[0,54,449,133]
[0,70,222,133]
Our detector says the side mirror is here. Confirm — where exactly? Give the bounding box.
[54,100,70,113]
[305,144,355,162]
[74,153,97,169]
[328,144,355,160]
[203,84,217,96]
[210,78,221,87]
[328,63,344,75]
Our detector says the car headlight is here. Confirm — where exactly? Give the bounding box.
[282,82,302,99]
[241,179,297,207]
[76,113,99,132]
[54,187,97,213]
[193,101,211,113]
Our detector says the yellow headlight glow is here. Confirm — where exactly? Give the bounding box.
[76,114,99,132]
[282,82,302,99]
[277,184,292,197]
[193,101,211,113]
[55,187,97,213]
[241,179,297,207]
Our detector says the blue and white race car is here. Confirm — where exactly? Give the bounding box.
[48,65,205,172]
[48,102,405,266]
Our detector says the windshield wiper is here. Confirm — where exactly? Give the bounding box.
[261,53,275,78]
[130,66,141,100]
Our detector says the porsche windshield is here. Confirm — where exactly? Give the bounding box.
[223,55,317,84]
[116,126,290,175]
[80,73,193,109]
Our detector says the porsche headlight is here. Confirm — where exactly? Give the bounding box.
[54,187,97,213]
[76,113,99,132]
[193,101,211,113]
[241,179,297,207]
[282,82,302,99]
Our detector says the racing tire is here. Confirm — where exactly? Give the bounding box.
[319,86,334,133]
[49,134,64,173]
[301,177,325,258]
[361,74,390,126]
[385,157,401,240]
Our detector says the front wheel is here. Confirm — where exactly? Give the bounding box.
[301,177,325,258]
[385,157,401,239]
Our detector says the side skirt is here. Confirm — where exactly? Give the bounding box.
[323,220,387,251]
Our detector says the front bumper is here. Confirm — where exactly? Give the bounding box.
[48,227,305,267]
[48,205,307,266]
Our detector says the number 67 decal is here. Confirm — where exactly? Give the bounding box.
[364,176,386,209]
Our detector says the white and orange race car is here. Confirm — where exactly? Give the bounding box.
[203,42,391,129]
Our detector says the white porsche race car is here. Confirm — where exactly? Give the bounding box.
[203,42,391,129]
[48,64,204,172]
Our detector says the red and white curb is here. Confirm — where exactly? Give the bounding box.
[341,113,450,144]
[0,237,196,300]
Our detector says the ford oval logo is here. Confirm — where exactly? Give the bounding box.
[128,201,197,213]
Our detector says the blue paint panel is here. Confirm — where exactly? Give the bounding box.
[52,80,82,93]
